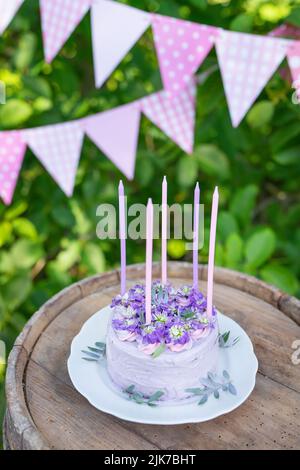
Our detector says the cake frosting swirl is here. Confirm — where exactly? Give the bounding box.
[106,282,219,403]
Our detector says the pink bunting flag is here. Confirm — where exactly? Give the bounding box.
[23,122,84,196]
[216,30,290,127]
[91,0,151,88]
[141,79,196,153]
[287,41,300,98]
[269,23,300,40]
[0,131,26,205]
[40,0,92,63]
[82,103,141,180]
[0,0,24,34]
[152,14,218,94]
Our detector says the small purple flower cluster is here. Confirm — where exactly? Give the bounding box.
[111,282,217,354]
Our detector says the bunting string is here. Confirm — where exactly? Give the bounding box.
[1,0,300,204]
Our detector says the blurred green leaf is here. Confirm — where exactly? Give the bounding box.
[246,101,274,129]
[0,221,12,246]
[81,242,106,274]
[225,233,244,269]
[52,206,76,228]
[177,156,198,187]
[261,264,299,295]
[14,32,36,70]
[286,8,300,27]
[2,274,32,310]
[230,185,258,228]
[11,240,44,270]
[194,145,230,180]
[245,228,276,269]
[12,218,38,240]
[54,241,81,271]
[4,201,28,221]
[217,211,239,243]
[0,99,32,128]
[22,76,52,99]
[273,147,300,165]
[230,13,253,32]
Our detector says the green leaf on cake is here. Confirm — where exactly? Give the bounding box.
[151,343,166,358]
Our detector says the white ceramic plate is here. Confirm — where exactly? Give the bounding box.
[68,307,258,425]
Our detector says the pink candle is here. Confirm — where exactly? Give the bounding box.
[118,180,126,296]
[207,187,219,318]
[193,182,200,289]
[145,198,154,324]
[161,176,167,285]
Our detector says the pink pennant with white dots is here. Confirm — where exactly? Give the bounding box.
[140,79,196,154]
[0,131,26,205]
[40,0,92,63]
[152,14,218,94]
[23,122,84,197]
[216,30,290,127]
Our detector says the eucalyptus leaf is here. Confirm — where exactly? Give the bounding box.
[151,343,166,358]
[148,390,164,403]
[81,350,100,359]
[198,395,208,405]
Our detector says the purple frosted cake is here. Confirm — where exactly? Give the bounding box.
[106,281,219,403]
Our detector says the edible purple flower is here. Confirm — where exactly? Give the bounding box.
[110,281,217,352]
[112,317,139,342]
[165,321,192,352]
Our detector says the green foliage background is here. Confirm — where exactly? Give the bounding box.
[1,0,300,445]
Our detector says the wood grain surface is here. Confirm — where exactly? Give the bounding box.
[4,262,300,450]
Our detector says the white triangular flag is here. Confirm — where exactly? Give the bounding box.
[216,30,290,127]
[0,0,24,34]
[91,0,151,88]
[82,103,141,179]
[23,122,84,196]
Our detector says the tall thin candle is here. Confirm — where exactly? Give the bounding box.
[161,176,167,285]
[207,187,219,318]
[118,180,126,296]
[145,198,154,324]
[193,182,200,289]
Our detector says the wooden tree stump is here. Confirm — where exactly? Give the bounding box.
[4,262,300,450]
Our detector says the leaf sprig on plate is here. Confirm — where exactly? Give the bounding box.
[186,370,237,405]
[218,330,240,348]
[124,385,164,406]
[81,342,106,362]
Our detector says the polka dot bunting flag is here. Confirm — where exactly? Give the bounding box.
[140,78,196,154]
[23,122,84,197]
[40,0,93,63]
[0,131,26,205]
[152,14,219,94]
[216,30,291,127]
